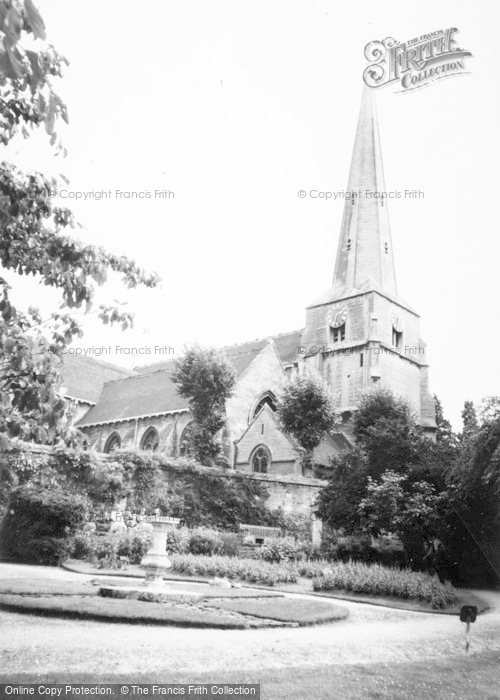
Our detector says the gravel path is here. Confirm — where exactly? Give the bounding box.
[0,563,499,677]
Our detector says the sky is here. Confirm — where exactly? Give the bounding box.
[4,0,500,429]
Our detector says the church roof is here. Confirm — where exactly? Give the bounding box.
[77,330,303,427]
[76,367,189,426]
[133,330,303,375]
[60,355,136,405]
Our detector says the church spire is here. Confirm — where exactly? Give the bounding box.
[332,87,397,297]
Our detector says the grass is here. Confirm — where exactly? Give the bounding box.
[3,653,499,699]
[207,598,349,625]
[0,593,283,629]
[313,561,458,609]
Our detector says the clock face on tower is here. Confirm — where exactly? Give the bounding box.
[328,305,348,328]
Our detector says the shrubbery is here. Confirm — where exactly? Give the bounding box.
[256,536,304,563]
[1,486,88,565]
[71,524,153,569]
[313,561,458,609]
[170,553,298,586]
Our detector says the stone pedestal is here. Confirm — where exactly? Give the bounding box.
[98,514,203,603]
[141,520,176,587]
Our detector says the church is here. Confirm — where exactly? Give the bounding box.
[63,89,437,475]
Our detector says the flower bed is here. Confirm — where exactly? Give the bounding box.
[170,553,298,586]
[312,561,458,609]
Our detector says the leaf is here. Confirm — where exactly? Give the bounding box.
[24,0,47,40]
[0,41,27,80]
[26,49,44,90]
[3,6,23,42]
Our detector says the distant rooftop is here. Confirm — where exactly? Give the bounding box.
[61,354,136,405]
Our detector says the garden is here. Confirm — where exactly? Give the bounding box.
[0,444,468,614]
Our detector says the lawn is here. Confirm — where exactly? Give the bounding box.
[2,653,499,699]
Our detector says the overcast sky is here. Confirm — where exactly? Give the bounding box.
[4,0,500,429]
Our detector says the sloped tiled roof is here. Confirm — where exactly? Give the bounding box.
[134,330,303,376]
[272,330,303,366]
[78,330,305,428]
[60,354,135,404]
[77,367,189,426]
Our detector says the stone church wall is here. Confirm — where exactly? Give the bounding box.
[81,412,192,454]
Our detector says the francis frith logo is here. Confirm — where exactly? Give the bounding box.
[363,28,472,92]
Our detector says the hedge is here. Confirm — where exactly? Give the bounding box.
[0,485,88,565]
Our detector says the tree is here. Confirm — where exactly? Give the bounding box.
[171,344,237,465]
[358,470,406,537]
[434,395,456,447]
[357,470,441,566]
[461,400,479,440]
[277,370,338,467]
[479,396,500,424]
[0,1,159,446]
[316,446,368,532]
[352,388,422,478]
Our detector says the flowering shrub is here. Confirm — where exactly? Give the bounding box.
[170,554,298,586]
[312,561,458,609]
[256,537,304,563]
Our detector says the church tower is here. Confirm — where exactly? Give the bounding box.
[301,88,436,434]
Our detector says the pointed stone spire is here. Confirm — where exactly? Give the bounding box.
[332,87,397,297]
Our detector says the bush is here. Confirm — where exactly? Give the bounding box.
[188,528,224,556]
[312,561,458,609]
[170,553,298,586]
[0,486,88,565]
[256,537,304,563]
[71,524,153,569]
[166,527,191,554]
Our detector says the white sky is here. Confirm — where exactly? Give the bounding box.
[4,0,500,429]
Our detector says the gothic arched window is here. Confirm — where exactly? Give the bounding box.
[179,422,196,457]
[104,432,121,453]
[250,445,271,474]
[251,392,277,421]
[140,427,159,451]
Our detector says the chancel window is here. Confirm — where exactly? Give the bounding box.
[104,433,121,453]
[251,445,271,474]
[252,392,277,421]
[140,427,159,451]
[332,323,346,343]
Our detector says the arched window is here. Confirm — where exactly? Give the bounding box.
[104,432,121,453]
[251,392,277,421]
[140,427,159,451]
[250,445,271,474]
[179,422,196,457]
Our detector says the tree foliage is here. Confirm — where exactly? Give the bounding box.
[0,1,159,446]
[277,370,338,457]
[352,388,422,477]
[171,345,237,465]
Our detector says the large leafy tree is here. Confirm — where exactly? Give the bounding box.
[0,1,159,446]
[171,344,237,465]
[352,387,422,478]
[316,446,369,532]
[442,415,500,583]
[277,370,338,467]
